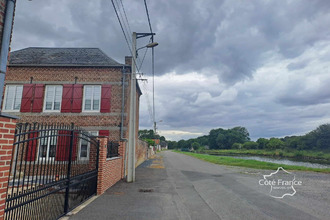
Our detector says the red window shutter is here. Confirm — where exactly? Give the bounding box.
[26,131,38,161]
[32,84,44,112]
[72,84,83,113]
[61,85,73,113]
[20,84,34,112]
[99,130,109,137]
[56,130,70,161]
[56,130,79,161]
[100,85,111,113]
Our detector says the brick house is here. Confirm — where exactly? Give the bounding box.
[1,47,141,166]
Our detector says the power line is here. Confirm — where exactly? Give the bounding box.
[114,0,133,45]
[143,0,153,34]
[142,80,154,124]
[119,0,133,37]
[111,0,156,128]
[138,38,152,71]
[143,0,157,132]
[110,0,141,72]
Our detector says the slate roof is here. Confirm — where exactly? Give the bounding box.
[9,47,125,67]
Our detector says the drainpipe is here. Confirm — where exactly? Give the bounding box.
[120,66,129,178]
[0,0,16,110]
[120,66,127,141]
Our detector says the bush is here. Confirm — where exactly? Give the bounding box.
[294,151,303,158]
[232,143,242,149]
[243,141,259,149]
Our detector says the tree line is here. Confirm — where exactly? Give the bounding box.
[138,129,166,146]
[167,124,330,151]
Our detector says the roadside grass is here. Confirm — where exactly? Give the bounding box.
[198,149,330,161]
[173,150,330,173]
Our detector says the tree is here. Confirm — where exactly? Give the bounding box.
[145,139,155,146]
[232,143,242,149]
[138,129,156,139]
[308,124,330,150]
[243,141,259,149]
[209,128,225,149]
[257,138,269,149]
[167,141,178,149]
[266,138,284,150]
[231,127,250,142]
[191,142,201,150]
[177,139,188,149]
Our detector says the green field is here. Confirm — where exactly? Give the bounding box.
[198,149,330,161]
[174,150,330,173]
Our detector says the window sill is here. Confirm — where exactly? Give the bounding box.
[2,109,20,112]
[106,156,121,161]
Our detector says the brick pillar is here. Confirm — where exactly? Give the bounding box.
[0,115,17,220]
[97,137,107,195]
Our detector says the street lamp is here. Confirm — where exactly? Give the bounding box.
[127,32,158,183]
[154,120,163,135]
[136,42,159,57]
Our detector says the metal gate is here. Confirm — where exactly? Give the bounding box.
[4,123,99,220]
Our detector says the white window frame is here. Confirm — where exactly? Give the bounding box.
[43,85,63,112]
[38,130,57,161]
[2,85,23,112]
[79,131,98,160]
[82,85,101,112]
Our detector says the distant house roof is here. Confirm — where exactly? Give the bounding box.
[9,47,125,67]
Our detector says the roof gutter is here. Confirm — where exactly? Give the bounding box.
[8,64,130,68]
[0,0,16,110]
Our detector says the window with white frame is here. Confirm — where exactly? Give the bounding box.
[79,131,98,160]
[3,85,23,111]
[83,85,101,111]
[39,130,57,160]
[44,85,63,111]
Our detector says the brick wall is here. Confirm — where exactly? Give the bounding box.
[136,139,150,167]
[97,138,125,195]
[4,66,133,142]
[0,115,16,220]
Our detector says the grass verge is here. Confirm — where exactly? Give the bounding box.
[173,150,330,173]
[198,149,330,161]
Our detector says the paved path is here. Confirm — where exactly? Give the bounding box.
[69,151,330,220]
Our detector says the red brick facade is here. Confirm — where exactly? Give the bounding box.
[1,49,141,191]
[3,57,141,142]
[0,116,16,220]
[97,137,126,195]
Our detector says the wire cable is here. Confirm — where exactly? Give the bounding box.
[110,0,141,72]
[119,0,133,37]
[144,0,153,33]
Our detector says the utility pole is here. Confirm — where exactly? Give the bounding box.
[0,0,16,110]
[127,32,158,183]
[127,32,137,183]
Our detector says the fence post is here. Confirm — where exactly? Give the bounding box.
[64,123,75,214]
[0,115,17,220]
[96,137,107,195]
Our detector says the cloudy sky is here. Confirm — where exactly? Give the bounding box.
[11,0,330,141]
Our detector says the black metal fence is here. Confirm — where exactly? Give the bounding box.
[4,123,99,220]
[107,141,119,158]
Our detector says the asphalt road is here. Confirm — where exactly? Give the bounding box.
[69,151,330,220]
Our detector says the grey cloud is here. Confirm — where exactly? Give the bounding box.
[10,0,330,141]
[287,61,308,71]
[277,78,330,106]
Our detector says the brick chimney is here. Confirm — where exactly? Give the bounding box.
[125,56,132,66]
